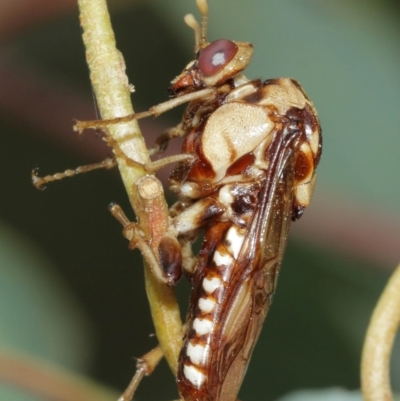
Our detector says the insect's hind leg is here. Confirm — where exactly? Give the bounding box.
[119,346,163,401]
[109,203,183,286]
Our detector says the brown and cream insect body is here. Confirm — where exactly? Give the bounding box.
[157,23,322,401]
[36,1,322,399]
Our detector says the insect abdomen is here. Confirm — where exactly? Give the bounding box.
[178,221,247,401]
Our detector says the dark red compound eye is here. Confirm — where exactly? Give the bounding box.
[198,39,238,77]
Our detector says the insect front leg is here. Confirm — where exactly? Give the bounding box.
[73,87,216,133]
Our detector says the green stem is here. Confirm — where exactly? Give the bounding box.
[77,0,182,375]
[361,262,400,401]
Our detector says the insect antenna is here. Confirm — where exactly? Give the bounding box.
[197,0,209,49]
[184,14,201,53]
[184,0,209,53]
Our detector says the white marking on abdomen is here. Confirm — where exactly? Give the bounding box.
[225,226,245,259]
[214,250,233,266]
[187,342,208,365]
[193,317,213,336]
[183,364,206,388]
[198,297,216,313]
[202,276,222,294]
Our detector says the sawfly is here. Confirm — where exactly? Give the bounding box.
[33,1,322,400]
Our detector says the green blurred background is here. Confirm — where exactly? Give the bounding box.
[0,1,399,400]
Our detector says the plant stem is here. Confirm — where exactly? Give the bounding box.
[77,0,182,374]
[361,262,400,401]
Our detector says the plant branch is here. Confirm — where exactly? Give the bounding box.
[361,262,400,401]
[77,0,182,374]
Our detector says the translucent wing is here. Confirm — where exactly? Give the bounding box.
[209,132,303,401]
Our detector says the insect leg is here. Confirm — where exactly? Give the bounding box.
[119,346,164,401]
[31,157,117,190]
[158,197,224,277]
[179,232,199,275]
[172,197,224,235]
[73,87,215,133]
[101,130,195,173]
[109,203,182,285]
[148,123,185,156]
[112,196,223,285]
[31,133,192,190]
